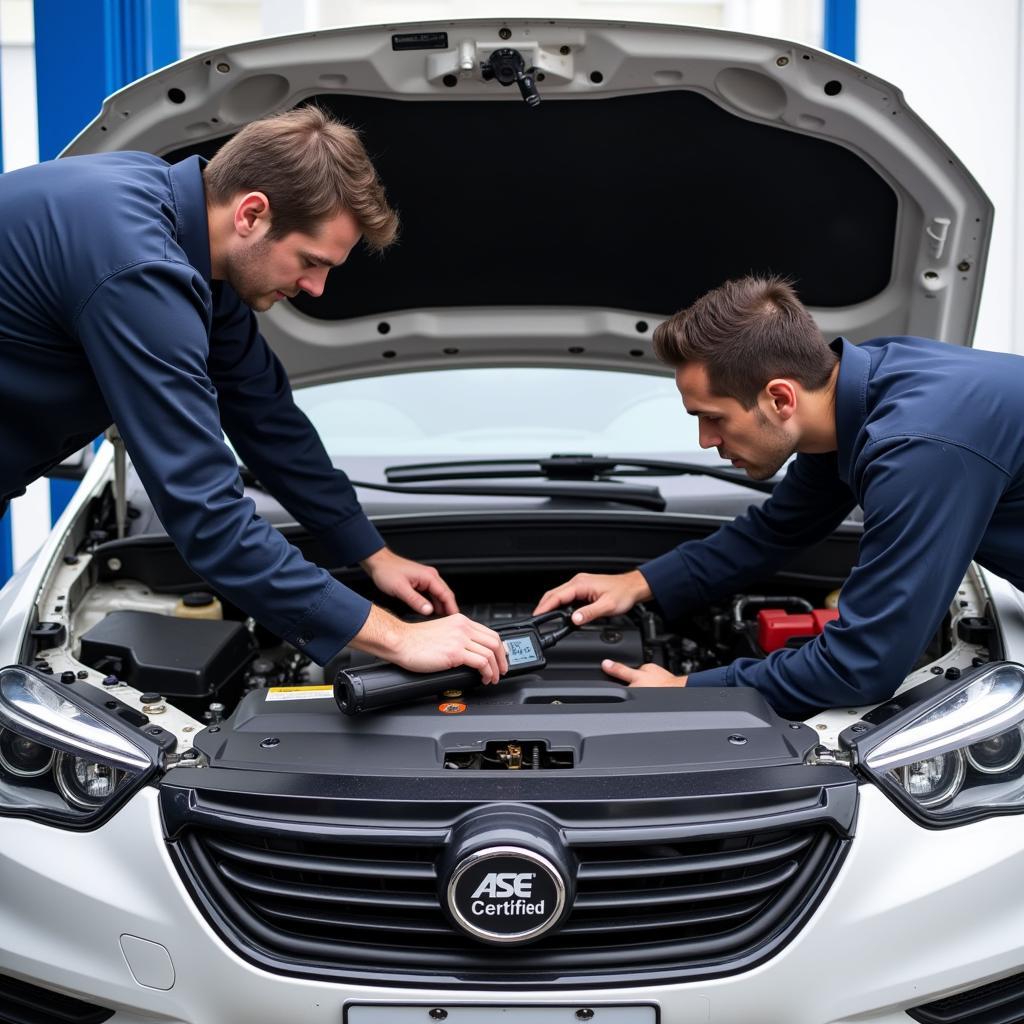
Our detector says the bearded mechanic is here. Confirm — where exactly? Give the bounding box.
[0,106,507,683]
[535,276,1024,718]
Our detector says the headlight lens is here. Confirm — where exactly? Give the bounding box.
[54,752,129,809]
[858,663,1024,824]
[0,729,55,777]
[0,665,157,827]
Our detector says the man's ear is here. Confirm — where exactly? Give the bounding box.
[233,192,271,237]
[763,378,798,422]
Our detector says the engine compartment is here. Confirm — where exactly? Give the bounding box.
[21,503,994,772]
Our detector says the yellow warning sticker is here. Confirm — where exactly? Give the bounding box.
[265,685,334,702]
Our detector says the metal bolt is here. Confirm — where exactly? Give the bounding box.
[728,734,747,745]
[183,725,195,733]
[260,737,281,748]
[957,260,971,272]
[77,670,88,679]
[429,1011,448,1021]
[107,558,122,572]
[852,723,868,733]
[208,726,220,733]
[60,671,76,684]
[148,727,163,736]
[560,44,571,55]
[499,26,511,40]
[442,690,463,699]
[776,56,789,66]
[789,723,801,729]
[931,666,944,675]
[216,61,230,73]
[576,1012,595,1022]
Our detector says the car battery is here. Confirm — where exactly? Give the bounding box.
[757,608,839,653]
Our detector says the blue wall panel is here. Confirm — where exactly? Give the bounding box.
[34,0,179,529]
[824,0,857,62]
[0,26,12,581]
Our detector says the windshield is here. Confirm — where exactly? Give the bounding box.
[293,367,704,458]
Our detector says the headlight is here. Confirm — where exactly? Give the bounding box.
[0,665,162,828]
[855,662,1024,826]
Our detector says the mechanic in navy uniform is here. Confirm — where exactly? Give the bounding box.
[535,276,1024,718]
[0,106,507,683]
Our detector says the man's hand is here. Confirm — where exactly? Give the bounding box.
[602,659,687,688]
[351,605,509,684]
[533,570,653,626]
[361,547,458,617]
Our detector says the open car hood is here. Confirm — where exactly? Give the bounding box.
[64,15,992,385]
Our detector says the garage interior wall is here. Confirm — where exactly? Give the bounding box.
[0,0,1021,575]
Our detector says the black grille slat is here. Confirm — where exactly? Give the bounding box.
[577,832,813,880]
[218,861,437,909]
[174,816,847,985]
[574,859,800,911]
[558,896,769,935]
[204,834,437,881]
[251,899,453,936]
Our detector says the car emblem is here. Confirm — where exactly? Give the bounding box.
[445,845,567,944]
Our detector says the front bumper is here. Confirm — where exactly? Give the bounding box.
[1,786,1023,1024]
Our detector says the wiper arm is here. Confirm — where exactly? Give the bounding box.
[238,466,665,511]
[385,453,775,494]
[348,478,666,511]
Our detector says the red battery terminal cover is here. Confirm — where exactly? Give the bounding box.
[757,608,840,653]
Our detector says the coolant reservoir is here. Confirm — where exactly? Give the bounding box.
[174,591,223,620]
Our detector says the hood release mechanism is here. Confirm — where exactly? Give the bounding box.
[482,48,542,107]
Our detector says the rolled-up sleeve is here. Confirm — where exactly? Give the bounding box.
[685,438,1008,718]
[207,285,384,567]
[75,260,372,664]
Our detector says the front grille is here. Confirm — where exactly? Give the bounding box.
[174,820,845,985]
[907,969,1024,1024]
[0,973,113,1024]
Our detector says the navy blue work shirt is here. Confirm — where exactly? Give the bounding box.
[0,152,382,663]
[640,335,1024,718]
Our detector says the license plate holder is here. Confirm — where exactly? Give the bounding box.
[345,1005,659,1023]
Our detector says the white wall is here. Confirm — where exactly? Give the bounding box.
[0,0,38,171]
[858,0,1023,354]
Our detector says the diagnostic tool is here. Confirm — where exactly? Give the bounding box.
[335,611,573,715]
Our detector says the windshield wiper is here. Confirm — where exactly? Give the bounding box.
[238,465,666,511]
[385,454,775,494]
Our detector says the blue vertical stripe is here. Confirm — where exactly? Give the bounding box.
[34,0,180,529]
[824,0,857,62]
[0,12,13,581]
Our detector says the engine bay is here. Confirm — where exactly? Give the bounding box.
[17,502,997,775]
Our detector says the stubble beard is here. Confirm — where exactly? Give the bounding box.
[224,235,276,310]
[744,411,798,480]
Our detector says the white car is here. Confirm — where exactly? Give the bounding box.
[0,15,1019,1024]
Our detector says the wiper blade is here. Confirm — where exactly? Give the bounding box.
[386,454,774,493]
[348,478,666,511]
[237,466,665,511]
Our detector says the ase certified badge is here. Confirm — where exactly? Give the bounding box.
[446,845,567,944]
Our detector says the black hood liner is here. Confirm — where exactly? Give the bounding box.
[169,90,897,319]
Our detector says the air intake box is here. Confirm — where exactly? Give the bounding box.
[79,610,253,699]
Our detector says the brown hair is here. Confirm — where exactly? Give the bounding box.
[203,106,398,252]
[652,276,835,408]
